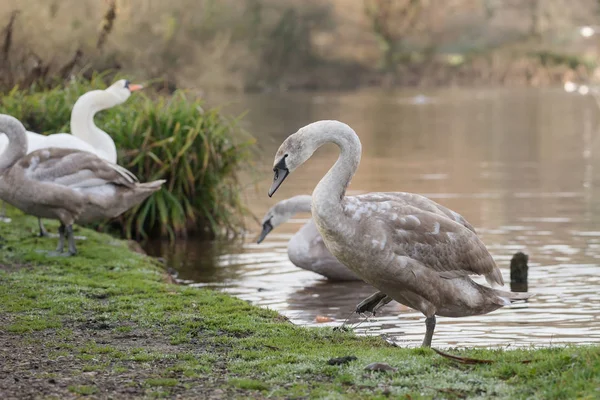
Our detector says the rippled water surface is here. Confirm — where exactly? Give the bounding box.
[146,88,600,348]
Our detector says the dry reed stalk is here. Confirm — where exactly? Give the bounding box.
[97,0,117,51]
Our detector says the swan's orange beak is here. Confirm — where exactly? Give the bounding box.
[128,84,144,92]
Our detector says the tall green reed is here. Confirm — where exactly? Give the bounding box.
[0,76,255,239]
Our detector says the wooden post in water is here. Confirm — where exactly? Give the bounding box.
[510,252,529,292]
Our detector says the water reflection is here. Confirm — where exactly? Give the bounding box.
[146,88,600,348]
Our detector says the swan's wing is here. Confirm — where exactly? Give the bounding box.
[344,195,503,286]
[427,201,476,234]
[354,192,476,233]
[391,211,501,284]
[26,134,139,183]
[109,162,139,183]
[19,148,137,189]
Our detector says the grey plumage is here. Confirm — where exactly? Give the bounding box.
[269,120,531,347]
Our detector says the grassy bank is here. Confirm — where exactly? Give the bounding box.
[0,209,598,399]
[0,76,255,239]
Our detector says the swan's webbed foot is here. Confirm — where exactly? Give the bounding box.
[338,292,393,331]
[421,315,436,348]
[355,291,393,315]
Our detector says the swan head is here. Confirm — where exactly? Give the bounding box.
[257,208,277,244]
[269,120,351,197]
[104,79,143,105]
[257,195,312,243]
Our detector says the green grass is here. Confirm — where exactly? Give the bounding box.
[229,378,270,391]
[68,385,98,395]
[0,75,256,239]
[0,209,599,398]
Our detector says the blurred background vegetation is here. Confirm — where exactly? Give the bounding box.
[2,0,600,239]
[2,0,600,92]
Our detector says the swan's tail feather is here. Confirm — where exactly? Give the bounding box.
[493,289,533,306]
[137,179,166,190]
[105,180,166,219]
[110,162,140,183]
[484,267,505,287]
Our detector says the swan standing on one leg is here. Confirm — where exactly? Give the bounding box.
[0,79,143,236]
[0,114,164,255]
[267,120,531,347]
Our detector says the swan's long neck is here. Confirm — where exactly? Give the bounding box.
[309,123,362,232]
[282,194,312,215]
[70,91,118,163]
[273,194,313,226]
[0,115,27,171]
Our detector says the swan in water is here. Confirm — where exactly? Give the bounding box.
[257,195,360,281]
[267,120,531,347]
[0,114,164,255]
[0,79,142,235]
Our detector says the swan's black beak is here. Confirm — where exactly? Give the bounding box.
[268,156,289,197]
[256,220,273,244]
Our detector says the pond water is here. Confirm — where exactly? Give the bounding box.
[146,87,600,348]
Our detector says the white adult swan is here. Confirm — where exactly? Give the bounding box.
[0,79,142,235]
[0,114,164,255]
[267,120,531,347]
[0,79,142,161]
[257,195,360,281]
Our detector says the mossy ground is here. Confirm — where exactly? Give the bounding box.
[0,208,598,399]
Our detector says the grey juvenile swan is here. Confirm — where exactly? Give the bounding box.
[0,114,165,255]
[257,195,360,281]
[267,120,531,347]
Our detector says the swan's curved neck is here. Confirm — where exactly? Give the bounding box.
[273,194,313,226]
[310,124,362,230]
[281,195,312,215]
[0,117,27,171]
[70,90,118,162]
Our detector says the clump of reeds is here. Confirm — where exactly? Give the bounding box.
[0,76,256,239]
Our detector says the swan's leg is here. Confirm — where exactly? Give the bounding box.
[422,315,436,348]
[38,218,48,237]
[56,224,66,253]
[0,201,10,223]
[356,291,392,315]
[66,225,77,256]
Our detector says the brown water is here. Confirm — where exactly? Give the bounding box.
[146,88,600,348]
